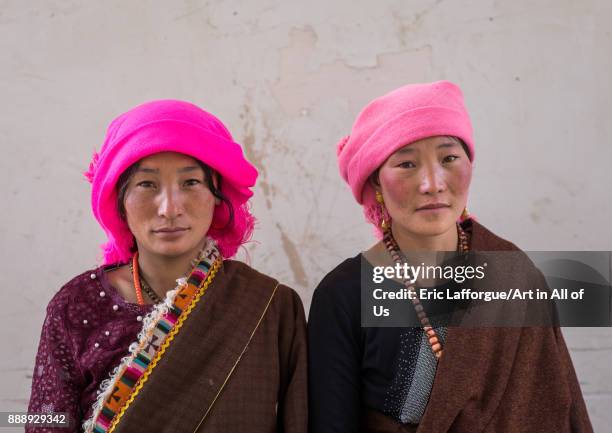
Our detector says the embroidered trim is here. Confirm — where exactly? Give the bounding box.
[191,282,280,433]
[108,257,222,433]
[83,239,221,433]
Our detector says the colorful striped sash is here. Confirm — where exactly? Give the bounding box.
[83,240,222,433]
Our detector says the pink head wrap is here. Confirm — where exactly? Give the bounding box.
[336,80,475,235]
[84,99,258,264]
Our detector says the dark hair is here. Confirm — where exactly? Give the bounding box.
[116,159,235,230]
[457,138,471,160]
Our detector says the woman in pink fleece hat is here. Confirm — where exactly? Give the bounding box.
[308,81,593,433]
[27,100,307,433]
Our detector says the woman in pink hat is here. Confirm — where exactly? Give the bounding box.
[27,100,307,433]
[308,81,593,433]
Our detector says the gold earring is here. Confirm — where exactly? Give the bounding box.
[375,191,390,230]
[461,207,470,221]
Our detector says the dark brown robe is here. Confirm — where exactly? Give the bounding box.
[112,260,308,433]
[364,220,594,433]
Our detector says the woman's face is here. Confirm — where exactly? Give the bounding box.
[123,152,218,258]
[376,136,472,238]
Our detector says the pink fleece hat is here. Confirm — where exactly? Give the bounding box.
[84,99,258,264]
[336,80,474,233]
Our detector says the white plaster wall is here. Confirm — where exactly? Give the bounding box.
[1,0,610,431]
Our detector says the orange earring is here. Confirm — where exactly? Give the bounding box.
[461,207,470,221]
[375,191,390,231]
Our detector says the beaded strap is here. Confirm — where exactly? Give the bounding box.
[140,280,162,304]
[131,248,211,305]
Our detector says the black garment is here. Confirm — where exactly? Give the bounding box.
[308,254,449,433]
[309,220,594,433]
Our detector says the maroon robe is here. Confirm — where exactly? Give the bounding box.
[28,260,308,433]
